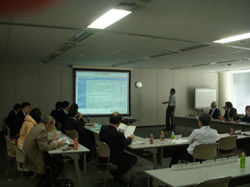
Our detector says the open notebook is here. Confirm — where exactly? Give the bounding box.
[118,123,136,138]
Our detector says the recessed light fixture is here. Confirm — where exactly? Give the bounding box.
[87,8,131,29]
[213,32,250,44]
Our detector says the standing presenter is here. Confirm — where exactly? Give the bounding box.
[162,88,176,131]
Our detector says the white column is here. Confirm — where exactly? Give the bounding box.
[218,72,234,110]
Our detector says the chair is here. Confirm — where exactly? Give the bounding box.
[64,129,79,139]
[95,140,116,187]
[55,121,62,130]
[6,126,11,137]
[4,136,17,180]
[195,176,232,187]
[193,143,217,161]
[217,136,237,157]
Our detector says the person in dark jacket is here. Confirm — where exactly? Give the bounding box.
[241,106,250,122]
[64,108,94,152]
[208,101,220,119]
[6,104,22,138]
[57,101,69,131]
[223,101,237,121]
[69,103,85,122]
[16,102,31,138]
[99,112,137,181]
[50,101,62,122]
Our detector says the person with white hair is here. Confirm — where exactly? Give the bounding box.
[208,101,220,119]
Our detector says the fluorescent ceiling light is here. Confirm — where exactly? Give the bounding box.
[87,9,131,29]
[213,32,250,43]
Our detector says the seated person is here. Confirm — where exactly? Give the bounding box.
[99,112,137,181]
[16,102,31,137]
[241,106,250,122]
[23,116,62,177]
[208,101,220,119]
[17,108,41,149]
[170,113,218,166]
[6,103,22,139]
[223,101,238,121]
[50,101,62,122]
[64,108,94,152]
[57,101,70,131]
[69,103,85,122]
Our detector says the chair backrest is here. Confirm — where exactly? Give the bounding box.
[5,136,16,157]
[193,143,217,161]
[55,121,62,130]
[196,176,232,187]
[96,140,111,159]
[6,126,11,136]
[15,145,25,163]
[218,136,237,151]
[64,129,79,139]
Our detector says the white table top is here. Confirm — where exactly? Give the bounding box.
[85,123,250,150]
[145,157,250,187]
[176,116,250,126]
[129,132,250,150]
[48,133,89,155]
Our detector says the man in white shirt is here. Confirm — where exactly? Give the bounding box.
[162,88,176,131]
[187,113,218,155]
[170,113,217,166]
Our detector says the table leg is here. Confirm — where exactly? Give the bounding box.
[157,148,163,165]
[83,153,87,173]
[69,154,83,187]
[148,149,158,169]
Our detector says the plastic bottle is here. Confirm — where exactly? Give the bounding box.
[171,131,175,140]
[150,133,154,144]
[74,138,78,150]
[240,152,246,168]
[230,128,234,136]
[160,131,165,141]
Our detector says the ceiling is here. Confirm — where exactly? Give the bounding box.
[0,0,250,71]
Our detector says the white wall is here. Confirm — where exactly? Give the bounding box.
[137,69,219,125]
[0,63,219,128]
[0,63,73,128]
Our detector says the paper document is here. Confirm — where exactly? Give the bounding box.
[118,123,136,137]
[171,138,188,144]
[132,141,145,145]
[54,137,70,145]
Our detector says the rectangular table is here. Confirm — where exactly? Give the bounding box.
[174,116,250,133]
[48,133,89,187]
[145,157,250,187]
[85,123,250,169]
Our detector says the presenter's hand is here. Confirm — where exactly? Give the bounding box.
[162,102,167,104]
[129,134,135,139]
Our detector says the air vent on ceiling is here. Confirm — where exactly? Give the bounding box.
[118,0,154,10]
[149,50,179,58]
[45,31,94,63]
[179,44,209,52]
[191,63,209,67]
[72,32,94,43]
[170,66,187,70]
[49,53,60,59]
[216,59,236,64]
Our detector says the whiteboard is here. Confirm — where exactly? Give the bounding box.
[195,88,216,109]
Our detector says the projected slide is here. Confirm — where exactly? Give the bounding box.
[75,70,130,115]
